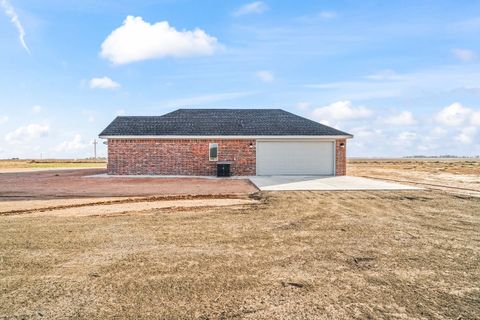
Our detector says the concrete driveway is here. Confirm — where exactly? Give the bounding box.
[249,175,421,191]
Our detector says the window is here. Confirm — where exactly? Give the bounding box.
[209,143,218,161]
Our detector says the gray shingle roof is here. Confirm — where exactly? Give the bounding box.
[99,109,352,137]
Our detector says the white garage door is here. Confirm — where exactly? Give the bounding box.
[256,141,335,175]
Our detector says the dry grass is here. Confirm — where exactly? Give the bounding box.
[1,189,479,319]
[0,159,106,171]
[350,158,480,175]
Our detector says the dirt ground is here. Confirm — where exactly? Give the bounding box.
[1,191,479,319]
[0,169,257,200]
[349,158,480,196]
[0,159,479,319]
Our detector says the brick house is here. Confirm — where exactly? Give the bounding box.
[99,109,353,176]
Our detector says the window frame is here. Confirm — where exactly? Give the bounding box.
[209,143,218,161]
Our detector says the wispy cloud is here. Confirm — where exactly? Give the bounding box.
[256,70,274,83]
[89,76,120,89]
[450,17,480,32]
[364,69,405,81]
[305,64,480,101]
[0,0,30,53]
[452,48,476,62]
[234,1,268,17]
[32,105,42,113]
[162,91,254,108]
[317,11,337,19]
[297,10,338,22]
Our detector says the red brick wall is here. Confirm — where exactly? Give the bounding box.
[335,139,347,176]
[107,138,347,176]
[107,139,256,176]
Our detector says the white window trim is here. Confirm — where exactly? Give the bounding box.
[209,143,218,161]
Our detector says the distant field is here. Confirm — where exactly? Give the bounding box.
[0,159,106,171]
[349,158,480,175]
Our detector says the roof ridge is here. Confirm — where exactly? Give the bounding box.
[176,108,284,110]
[99,108,353,137]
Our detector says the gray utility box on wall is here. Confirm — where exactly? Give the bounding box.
[216,162,231,177]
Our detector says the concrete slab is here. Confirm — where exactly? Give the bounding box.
[249,175,421,191]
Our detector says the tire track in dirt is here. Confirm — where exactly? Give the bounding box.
[0,193,258,216]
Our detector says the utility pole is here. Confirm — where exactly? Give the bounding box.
[92,139,97,159]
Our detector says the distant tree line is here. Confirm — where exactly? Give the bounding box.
[404,155,480,158]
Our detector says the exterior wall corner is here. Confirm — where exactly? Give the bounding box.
[335,139,347,176]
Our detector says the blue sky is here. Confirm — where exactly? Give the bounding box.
[0,0,479,158]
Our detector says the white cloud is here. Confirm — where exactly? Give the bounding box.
[32,105,42,113]
[365,69,404,81]
[452,48,476,62]
[100,16,221,64]
[430,127,447,137]
[435,102,473,126]
[456,127,477,144]
[472,112,480,126]
[347,126,383,151]
[0,0,30,53]
[295,102,310,110]
[394,131,417,146]
[383,111,417,126]
[311,100,373,122]
[53,134,89,152]
[317,11,337,19]
[417,127,449,152]
[116,109,126,116]
[5,124,49,144]
[256,70,274,83]
[0,115,8,124]
[234,1,268,16]
[89,76,120,89]
[350,126,383,141]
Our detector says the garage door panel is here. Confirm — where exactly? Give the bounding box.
[256,141,334,175]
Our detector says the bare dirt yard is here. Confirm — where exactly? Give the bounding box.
[0,159,479,319]
[0,169,256,201]
[349,158,480,196]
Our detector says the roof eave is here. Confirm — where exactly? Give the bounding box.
[99,134,354,140]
